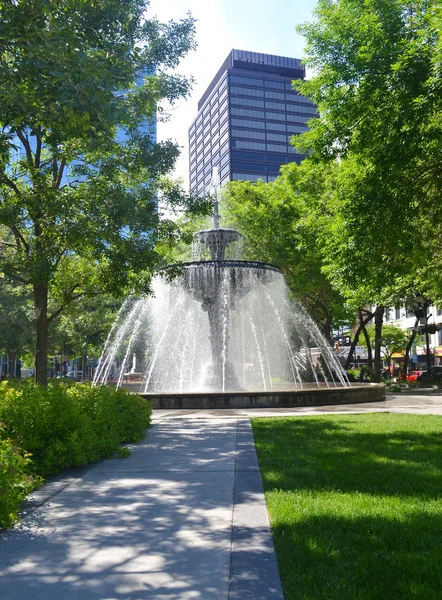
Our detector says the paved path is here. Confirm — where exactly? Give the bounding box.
[2,392,442,599]
[0,419,283,600]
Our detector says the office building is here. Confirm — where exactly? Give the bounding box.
[189,49,317,195]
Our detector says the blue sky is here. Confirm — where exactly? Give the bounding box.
[149,0,319,186]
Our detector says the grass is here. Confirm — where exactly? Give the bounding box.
[251,413,442,600]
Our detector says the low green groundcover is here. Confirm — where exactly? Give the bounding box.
[252,413,442,600]
[0,380,152,529]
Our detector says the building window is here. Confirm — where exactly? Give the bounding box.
[287,113,309,124]
[265,101,286,111]
[265,112,286,122]
[264,79,285,90]
[266,122,286,131]
[265,90,285,100]
[232,129,266,141]
[232,172,264,182]
[286,104,317,115]
[287,124,308,133]
[230,86,264,98]
[220,153,229,166]
[266,133,287,143]
[285,94,315,105]
[231,118,265,129]
[267,143,287,153]
[220,164,230,178]
[230,75,264,87]
[231,107,265,119]
[230,96,264,109]
[395,308,401,320]
[232,140,266,151]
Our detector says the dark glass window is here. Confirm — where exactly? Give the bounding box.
[231,150,265,161]
[232,140,266,151]
[264,79,285,90]
[265,101,286,111]
[265,91,285,100]
[231,107,265,119]
[230,75,263,87]
[287,113,309,124]
[231,118,265,129]
[232,173,264,182]
[232,129,266,141]
[230,96,264,109]
[287,124,308,133]
[230,86,264,98]
[266,153,288,163]
[267,144,286,152]
[232,161,266,172]
[266,133,287,143]
[267,163,282,174]
[265,114,286,123]
[266,122,286,131]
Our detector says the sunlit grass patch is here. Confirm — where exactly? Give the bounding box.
[252,413,442,600]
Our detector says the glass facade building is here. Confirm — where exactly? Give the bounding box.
[188,49,316,195]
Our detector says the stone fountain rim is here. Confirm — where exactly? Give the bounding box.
[176,259,282,273]
[193,227,243,236]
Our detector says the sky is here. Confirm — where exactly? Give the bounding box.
[149,0,319,188]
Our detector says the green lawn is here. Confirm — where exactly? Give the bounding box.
[252,413,442,600]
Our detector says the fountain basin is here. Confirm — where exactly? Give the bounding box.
[140,383,386,409]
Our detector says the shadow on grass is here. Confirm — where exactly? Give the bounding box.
[253,414,442,498]
[272,511,442,600]
[252,414,442,600]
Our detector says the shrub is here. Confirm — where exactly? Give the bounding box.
[0,431,42,529]
[0,381,152,478]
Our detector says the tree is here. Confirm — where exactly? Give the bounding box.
[360,323,409,371]
[223,161,351,340]
[292,0,442,378]
[50,293,121,379]
[0,1,208,384]
[0,279,34,376]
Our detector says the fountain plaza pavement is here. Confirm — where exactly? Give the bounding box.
[1,391,442,600]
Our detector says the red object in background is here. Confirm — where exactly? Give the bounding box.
[406,370,424,382]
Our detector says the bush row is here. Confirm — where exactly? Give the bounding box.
[0,380,152,528]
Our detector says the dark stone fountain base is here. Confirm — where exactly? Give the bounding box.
[140,383,386,410]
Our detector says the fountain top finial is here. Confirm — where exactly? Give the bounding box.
[211,167,221,230]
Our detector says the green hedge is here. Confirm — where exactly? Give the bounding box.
[0,433,42,529]
[0,380,152,528]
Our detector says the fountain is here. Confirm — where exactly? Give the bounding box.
[93,169,385,408]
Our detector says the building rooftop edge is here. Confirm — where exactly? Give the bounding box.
[195,49,305,114]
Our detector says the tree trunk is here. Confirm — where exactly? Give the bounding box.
[82,347,87,382]
[403,318,419,378]
[373,305,384,382]
[8,351,17,378]
[344,310,374,369]
[361,322,373,369]
[34,282,49,386]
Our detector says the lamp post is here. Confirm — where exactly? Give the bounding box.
[415,295,432,376]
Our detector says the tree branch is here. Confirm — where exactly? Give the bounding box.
[3,270,31,285]
[53,156,66,189]
[15,129,34,168]
[10,225,30,254]
[35,134,42,169]
[0,173,22,196]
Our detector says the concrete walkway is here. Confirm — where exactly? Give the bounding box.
[0,419,283,600]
